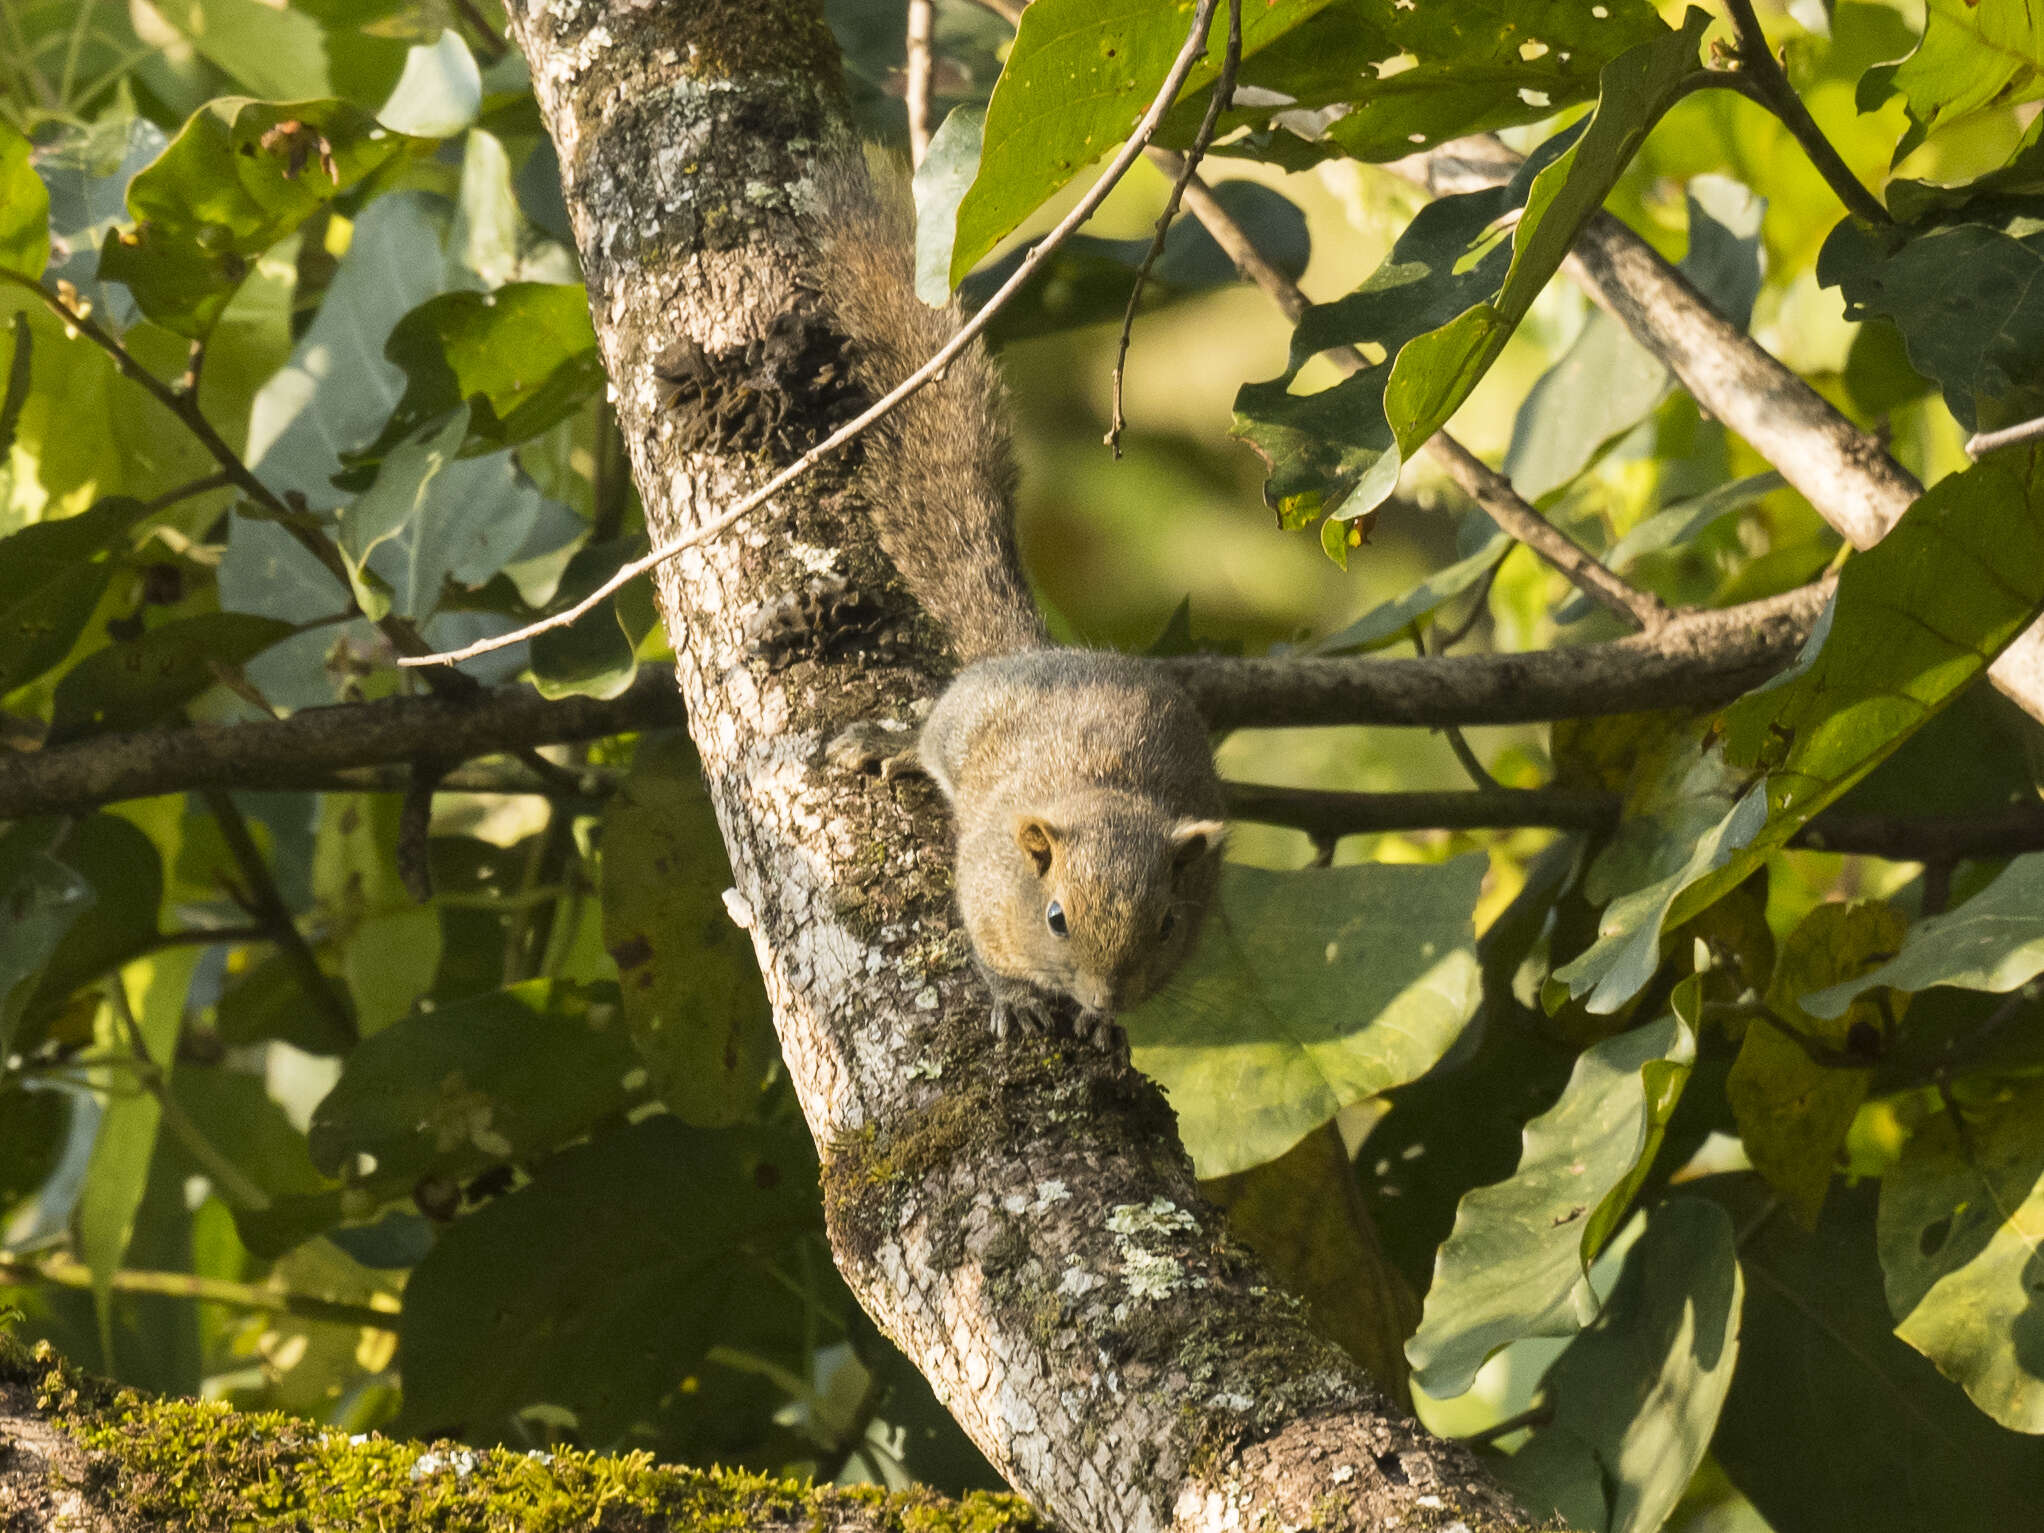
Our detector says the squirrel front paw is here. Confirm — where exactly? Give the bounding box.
[826,720,921,782]
[989,992,1063,1043]
[1071,1008,1126,1054]
[746,575,913,667]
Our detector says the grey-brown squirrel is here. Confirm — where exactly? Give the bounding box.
[811,152,1225,1044]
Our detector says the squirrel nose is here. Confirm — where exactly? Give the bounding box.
[1076,978,1115,1013]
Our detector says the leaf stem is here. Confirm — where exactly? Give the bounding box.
[1717,0,1889,226]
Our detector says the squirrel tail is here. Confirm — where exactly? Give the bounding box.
[811,151,1049,664]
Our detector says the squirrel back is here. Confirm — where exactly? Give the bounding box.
[811,153,1050,663]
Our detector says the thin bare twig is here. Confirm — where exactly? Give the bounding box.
[0,1252,397,1331]
[1966,414,2044,458]
[905,0,936,167]
[1146,148,1670,632]
[402,0,1229,669]
[1107,0,1241,457]
[1719,0,1889,227]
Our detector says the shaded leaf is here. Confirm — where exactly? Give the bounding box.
[15,815,164,1052]
[0,821,95,1060]
[307,978,642,1185]
[1879,1077,2044,1432]
[148,0,332,101]
[376,31,482,139]
[1406,1013,1694,1398]
[914,107,983,305]
[393,1115,818,1442]
[1308,532,1507,656]
[46,613,296,746]
[1126,855,1486,1178]
[1500,1197,1740,1533]
[527,537,645,702]
[0,497,150,699]
[1804,851,2044,1019]
[1700,1174,2044,1531]
[600,733,775,1125]
[99,98,428,338]
[1727,900,1906,1226]
[950,0,1335,284]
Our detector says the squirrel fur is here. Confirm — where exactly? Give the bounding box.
[811,152,1226,1042]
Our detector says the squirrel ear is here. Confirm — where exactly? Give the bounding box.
[1014,817,1058,877]
[1169,819,1226,867]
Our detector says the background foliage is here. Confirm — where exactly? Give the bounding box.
[3,1,2044,1529]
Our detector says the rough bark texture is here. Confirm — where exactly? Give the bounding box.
[504,2,1529,1530]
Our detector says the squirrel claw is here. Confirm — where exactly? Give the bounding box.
[1072,1008,1125,1053]
[827,721,920,781]
[989,994,1060,1043]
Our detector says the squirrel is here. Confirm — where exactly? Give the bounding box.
[807,152,1226,1045]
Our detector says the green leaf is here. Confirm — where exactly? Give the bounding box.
[147,0,333,100]
[0,497,150,699]
[306,978,642,1185]
[950,0,1336,285]
[215,948,356,1055]
[358,282,602,466]
[1125,855,1486,1178]
[0,120,50,279]
[1804,852,2044,1019]
[1879,1076,2044,1431]
[0,1084,70,1220]
[1406,1013,1694,1398]
[46,612,296,746]
[1700,1174,2044,1533]
[527,537,645,701]
[0,821,95,1061]
[601,733,775,1125]
[1174,0,1669,166]
[392,1115,818,1442]
[1383,11,1710,471]
[75,949,201,1368]
[99,98,428,338]
[1562,445,2044,1014]
[14,815,164,1054]
[914,107,984,305]
[336,406,470,621]
[376,31,482,139]
[1499,1197,1740,1533]
[1727,900,1906,1226]
[1880,0,2044,155]
[1308,532,1508,655]
[1820,206,2044,433]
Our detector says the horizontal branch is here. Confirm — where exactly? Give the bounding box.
[1225,781,2044,862]
[1171,578,1828,729]
[0,671,686,820]
[0,1254,396,1331]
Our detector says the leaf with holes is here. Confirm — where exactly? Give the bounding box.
[1125,856,1484,1178]
[46,613,296,745]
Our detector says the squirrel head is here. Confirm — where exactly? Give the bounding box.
[986,794,1225,1018]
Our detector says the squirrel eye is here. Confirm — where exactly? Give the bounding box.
[1046,900,1068,937]
[1159,911,1177,939]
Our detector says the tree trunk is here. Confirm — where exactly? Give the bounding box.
[502,2,1529,1530]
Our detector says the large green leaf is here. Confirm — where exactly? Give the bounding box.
[1701,1174,2044,1533]
[1559,445,2044,1014]
[1169,0,1668,167]
[1870,0,2044,157]
[98,98,428,338]
[14,815,164,1054]
[1125,855,1485,1178]
[1726,900,1905,1227]
[1820,203,2044,434]
[147,0,333,101]
[1499,1197,1740,1533]
[601,732,776,1127]
[46,613,296,745]
[306,978,643,1185]
[0,498,150,699]
[1405,1013,1693,1398]
[949,0,1335,284]
[392,1115,819,1442]
[1878,1077,2044,1432]
[355,283,602,466]
[1803,852,2044,1019]
[0,121,50,279]
[1233,11,1707,527]
[527,537,647,701]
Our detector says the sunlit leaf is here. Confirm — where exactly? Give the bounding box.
[1126,856,1486,1179]
[1867,0,2044,159]
[1406,1013,1693,1398]
[1879,1076,2044,1432]
[0,121,51,280]
[147,0,333,101]
[376,31,481,139]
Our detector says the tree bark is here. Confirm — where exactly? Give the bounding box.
[502,1,1528,1530]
